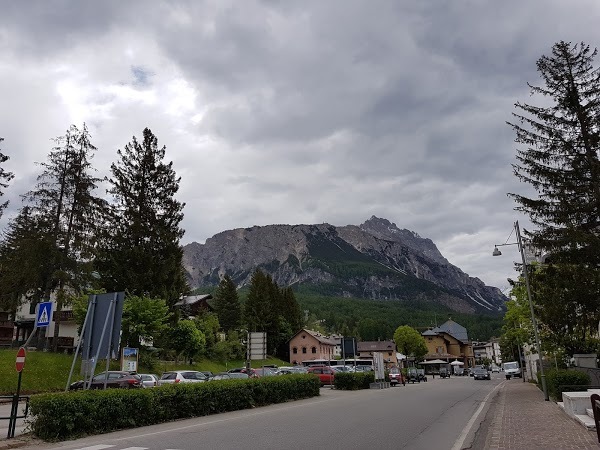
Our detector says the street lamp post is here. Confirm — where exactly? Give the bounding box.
[493,220,549,401]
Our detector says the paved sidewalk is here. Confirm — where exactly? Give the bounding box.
[486,380,599,449]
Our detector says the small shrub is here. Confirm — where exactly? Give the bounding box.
[334,372,375,390]
[539,368,590,401]
[29,374,320,441]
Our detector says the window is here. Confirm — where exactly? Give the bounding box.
[312,347,317,354]
[436,346,444,354]
[302,347,307,354]
[292,347,298,354]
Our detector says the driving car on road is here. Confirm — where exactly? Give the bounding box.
[388,367,405,386]
[473,368,491,380]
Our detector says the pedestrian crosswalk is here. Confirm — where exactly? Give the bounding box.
[73,445,182,450]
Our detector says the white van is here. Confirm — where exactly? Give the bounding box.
[503,361,521,379]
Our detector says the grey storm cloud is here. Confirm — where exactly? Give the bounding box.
[1,0,600,291]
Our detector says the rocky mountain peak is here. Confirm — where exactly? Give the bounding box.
[182,218,506,314]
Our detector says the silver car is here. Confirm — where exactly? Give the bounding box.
[139,373,160,388]
[159,370,208,385]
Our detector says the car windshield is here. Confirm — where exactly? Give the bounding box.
[390,368,400,374]
[504,362,518,370]
[474,369,487,374]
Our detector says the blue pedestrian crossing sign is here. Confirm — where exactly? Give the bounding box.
[36,302,53,327]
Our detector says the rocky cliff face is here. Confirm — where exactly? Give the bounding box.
[183,216,506,314]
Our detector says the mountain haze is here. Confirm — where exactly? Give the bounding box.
[183,216,506,314]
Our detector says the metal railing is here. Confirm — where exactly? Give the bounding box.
[0,395,30,439]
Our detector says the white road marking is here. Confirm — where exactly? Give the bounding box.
[74,445,115,450]
[120,447,149,450]
[451,380,505,450]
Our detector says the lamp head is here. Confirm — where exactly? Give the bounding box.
[492,247,502,257]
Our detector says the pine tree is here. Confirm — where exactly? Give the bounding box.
[280,286,303,332]
[0,137,14,218]
[243,269,274,332]
[98,128,188,307]
[508,41,600,265]
[19,124,105,349]
[213,275,241,332]
[0,207,55,311]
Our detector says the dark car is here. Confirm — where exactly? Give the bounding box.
[69,371,143,390]
[416,368,428,382]
[439,367,450,378]
[473,368,491,380]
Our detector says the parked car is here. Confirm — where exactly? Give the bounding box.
[226,372,250,379]
[416,369,428,382]
[69,371,143,390]
[473,368,491,380]
[138,373,160,388]
[439,367,449,379]
[491,365,500,373]
[159,370,208,385]
[253,368,277,377]
[307,366,335,385]
[388,367,405,386]
[209,373,232,381]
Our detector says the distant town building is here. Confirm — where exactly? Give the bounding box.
[288,329,337,365]
[421,319,474,367]
[356,340,398,368]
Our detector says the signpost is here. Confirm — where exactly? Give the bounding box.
[15,347,25,373]
[35,302,53,327]
[7,348,26,438]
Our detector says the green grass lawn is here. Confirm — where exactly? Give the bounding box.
[0,349,289,395]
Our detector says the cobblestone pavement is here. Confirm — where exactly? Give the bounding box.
[486,380,599,449]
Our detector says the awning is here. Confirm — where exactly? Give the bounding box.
[420,359,448,364]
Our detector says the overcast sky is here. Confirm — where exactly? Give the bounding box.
[1,1,599,291]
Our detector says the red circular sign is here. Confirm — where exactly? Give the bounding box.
[15,347,26,372]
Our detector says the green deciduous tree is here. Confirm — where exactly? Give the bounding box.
[213,275,241,332]
[0,137,14,218]
[98,128,188,307]
[121,295,172,348]
[393,325,428,360]
[169,320,205,363]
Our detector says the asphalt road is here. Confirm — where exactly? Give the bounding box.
[25,374,504,450]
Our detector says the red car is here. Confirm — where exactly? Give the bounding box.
[307,366,335,385]
[388,367,405,386]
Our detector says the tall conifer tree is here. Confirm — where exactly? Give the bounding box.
[20,124,105,349]
[213,275,241,332]
[98,128,188,307]
[508,41,600,264]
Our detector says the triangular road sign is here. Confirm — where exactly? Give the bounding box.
[39,307,48,324]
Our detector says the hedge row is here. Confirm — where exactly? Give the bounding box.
[334,372,375,390]
[538,368,590,401]
[29,374,320,441]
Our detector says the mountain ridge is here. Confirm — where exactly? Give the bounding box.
[182,216,506,314]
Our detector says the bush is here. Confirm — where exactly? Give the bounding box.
[29,374,320,440]
[334,372,375,390]
[539,368,590,401]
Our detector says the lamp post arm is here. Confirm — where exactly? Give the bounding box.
[515,220,549,401]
